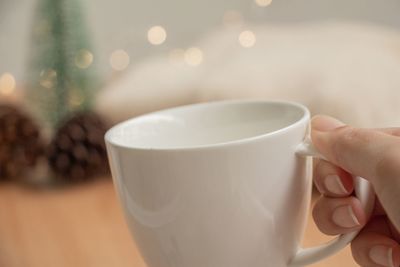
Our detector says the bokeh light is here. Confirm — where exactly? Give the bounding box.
[74,49,93,69]
[238,30,256,48]
[110,49,130,71]
[184,47,203,66]
[69,89,84,107]
[147,26,167,45]
[255,0,273,7]
[34,19,51,37]
[39,69,57,89]
[0,72,16,95]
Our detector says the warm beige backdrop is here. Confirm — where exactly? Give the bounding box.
[0,178,357,267]
[2,0,400,80]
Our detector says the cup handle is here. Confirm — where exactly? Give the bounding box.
[289,137,376,267]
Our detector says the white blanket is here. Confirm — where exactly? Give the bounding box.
[96,21,400,127]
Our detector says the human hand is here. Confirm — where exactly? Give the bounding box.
[311,115,400,267]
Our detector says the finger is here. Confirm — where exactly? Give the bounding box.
[311,115,400,182]
[313,158,354,197]
[389,221,400,243]
[351,216,400,267]
[311,115,400,230]
[374,127,400,137]
[373,198,387,217]
[312,195,366,235]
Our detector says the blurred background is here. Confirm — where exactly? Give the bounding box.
[3,0,400,79]
[1,0,400,266]
[2,0,400,126]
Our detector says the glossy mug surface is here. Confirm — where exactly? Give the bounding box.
[105,100,372,267]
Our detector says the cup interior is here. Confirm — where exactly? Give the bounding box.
[106,100,308,150]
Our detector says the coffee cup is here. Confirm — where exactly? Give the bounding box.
[105,100,375,267]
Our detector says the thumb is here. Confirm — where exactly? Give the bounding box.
[311,115,400,230]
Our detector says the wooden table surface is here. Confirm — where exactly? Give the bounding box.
[0,178,357,267]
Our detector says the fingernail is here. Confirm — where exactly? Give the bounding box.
[369,245,395,267]
[311,115,345,132]
[324,175,348,195]
[332,205,360,228]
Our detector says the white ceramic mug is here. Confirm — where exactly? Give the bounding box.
[105,100,375,267]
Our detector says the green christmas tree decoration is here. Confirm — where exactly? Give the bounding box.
[27,0,98,129]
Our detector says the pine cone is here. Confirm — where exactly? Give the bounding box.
[0,104,45,180]
[47,111,109,182]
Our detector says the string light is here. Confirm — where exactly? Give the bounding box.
[147,26,167,45]
[74,49,93,69]
[238,30,256,48]
[223,10,243,26]
[0,72,16,96]
[69,89,84,107]
[39,69,57,89]
[184,47,203,66]
[169,49,185,65]
[110,49,130,71]
[34,19,50,37]
[255,0,273,7]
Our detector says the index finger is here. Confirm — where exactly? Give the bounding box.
[311,117,400,183]
[311,115,400,230]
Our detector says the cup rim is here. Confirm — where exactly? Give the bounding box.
[105,99,310,151]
